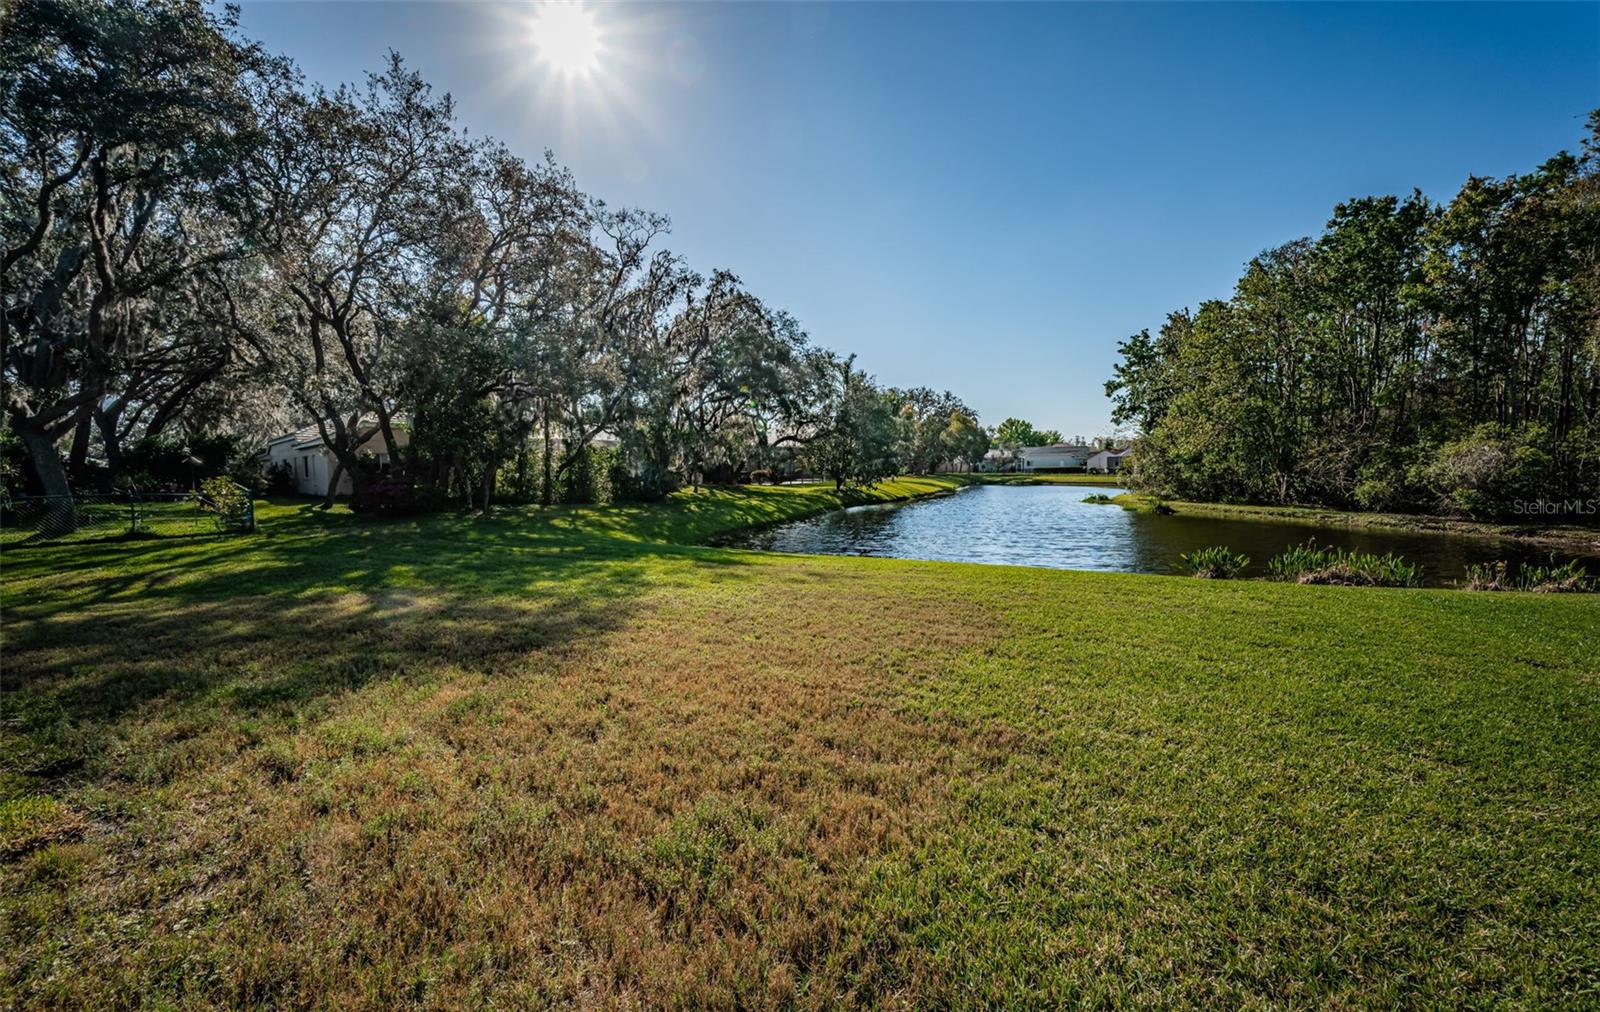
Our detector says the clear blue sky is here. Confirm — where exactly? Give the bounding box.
[236,1,1599,438]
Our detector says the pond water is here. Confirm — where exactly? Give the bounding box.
[727,484,1600,588]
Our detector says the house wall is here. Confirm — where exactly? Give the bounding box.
[1019,448,1091,472]
[330,430,409,495]
[1087,451,1127,473]
[264,427,410,498]
[264,441,327,496]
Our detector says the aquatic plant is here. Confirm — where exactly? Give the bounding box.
[1267,541,1421,588]
[1178,545,1250,579]
[1464,558,1595,593]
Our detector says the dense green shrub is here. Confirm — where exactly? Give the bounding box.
[0,420,25,502]
[1178,546,1250,579]
[264,460,297,495]
[559,446,596,504]
[557,446,631,505]
[1352,445,1431,514]
[354,475,426,517]
[119,434,264,493]
[494,448,546,504]
[1425,424,1552,519]
[604,448,656,503]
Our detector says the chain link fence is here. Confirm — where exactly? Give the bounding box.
[0,485,254,547]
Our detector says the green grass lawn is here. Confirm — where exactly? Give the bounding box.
[3,479,1597,1007]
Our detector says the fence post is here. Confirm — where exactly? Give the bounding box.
[245,484,256,531]
[127,489,137,535]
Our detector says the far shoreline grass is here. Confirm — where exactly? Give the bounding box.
[961,471,1127,486]
[1101,490,1600,554]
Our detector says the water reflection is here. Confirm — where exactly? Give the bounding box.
[729,485,1599,588]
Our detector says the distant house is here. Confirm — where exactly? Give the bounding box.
[1018,443,1095,472]
[262,423,408,497]
[1086,447,1131,473]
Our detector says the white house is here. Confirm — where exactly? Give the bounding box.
[1086,447,1131,473]
[262,423,409,497]
[1018,443,1095,472]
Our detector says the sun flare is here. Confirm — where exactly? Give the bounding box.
[528,2,602,78]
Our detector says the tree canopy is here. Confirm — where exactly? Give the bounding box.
[1108,113,1600,519]
[2,0,1004,506]
[993,418,1064,449]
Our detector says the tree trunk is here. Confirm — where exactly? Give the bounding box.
[541,406,553,506]
[94,405,124,477]
[372,402,403,464]
[322,458,345,509]
[16,418,71,498]
[14,417,77,535]
[67,408,92,480]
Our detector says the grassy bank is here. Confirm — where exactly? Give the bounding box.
[3,485,1598,1007]
[1106,492,1600,554]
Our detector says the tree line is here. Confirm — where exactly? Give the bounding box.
[2,0,992,510]
[1107,113,1600,520]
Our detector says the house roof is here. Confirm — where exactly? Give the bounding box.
[265,425,320,447]
[260,424,329,452]
[1022,443,1095,455]
[267,421,409,452]
[291,427,333,450]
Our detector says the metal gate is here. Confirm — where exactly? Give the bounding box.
[0,484,255,547]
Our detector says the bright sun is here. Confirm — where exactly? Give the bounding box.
[528,2,602,78]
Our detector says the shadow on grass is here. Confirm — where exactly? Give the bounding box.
[4,595,624,757]
[0,482,969,785]
[0,501,782,784]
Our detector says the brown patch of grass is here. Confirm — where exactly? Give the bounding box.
[2,556,1000,1008]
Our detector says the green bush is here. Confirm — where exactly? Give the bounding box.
[1352,446,1430,513]
[1426,424,1552,519]
[353,475,427,517]
[264,460,297,495]
[121,433,262,492]
[0,418,25,503]
[558,446,629,505]
[1178,546,1250,579]
[604,448,652,502]
[193,476,253,531]
[495,448,546,504]
[1268,542,1421,588]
